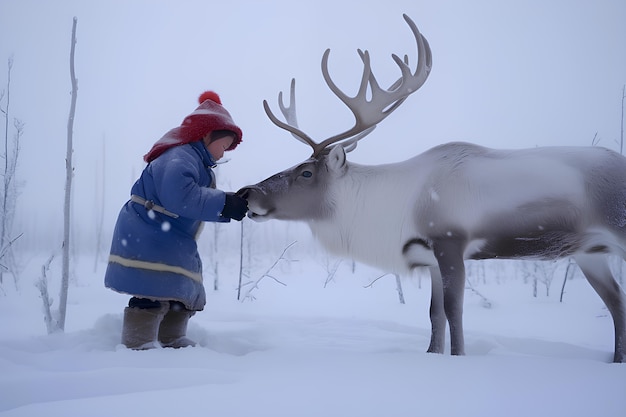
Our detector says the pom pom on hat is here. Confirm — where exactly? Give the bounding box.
[198,91,222,105]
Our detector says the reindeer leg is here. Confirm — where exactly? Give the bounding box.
[433,239,466,356]
[574,254,626,363]
[427,266,446,354]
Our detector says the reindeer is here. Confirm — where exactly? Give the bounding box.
[238,14,626,363]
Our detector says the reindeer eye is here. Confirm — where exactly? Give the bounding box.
[301,170,313,178]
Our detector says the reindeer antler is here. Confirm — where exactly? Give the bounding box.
[264,14,432,157]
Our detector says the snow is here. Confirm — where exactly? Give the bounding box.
[0,251,625,417]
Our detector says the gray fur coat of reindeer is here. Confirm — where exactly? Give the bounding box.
[238,14,626,363]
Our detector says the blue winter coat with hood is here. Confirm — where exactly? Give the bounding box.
[104,141,229,311]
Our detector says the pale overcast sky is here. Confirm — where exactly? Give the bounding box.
[0,0,625,249]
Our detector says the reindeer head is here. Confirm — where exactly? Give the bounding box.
[239,14,432,222]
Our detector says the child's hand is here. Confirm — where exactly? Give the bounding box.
[221,192,248,221]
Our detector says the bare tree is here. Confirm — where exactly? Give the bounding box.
[207,222,223,291]
[38,18,79,333]
[59,17,78,331]
[236,220,244,296]
[619,84,626,155]
[0,233,22,287]
[0,56,24,287]
[528,260,558,297]
[466,260,487,285]
[520,260,541,297]
[93,136,106,272]
[36,253,58,333]
[240,241,294,301]
[321,256,341,288]
[559,258,578,303]
[394,274,405,304]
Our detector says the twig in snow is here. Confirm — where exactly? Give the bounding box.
[240,241,296,302]
[323,258,342,288]
[364,273,405,304]
[465,275,492,309]
[363,273,392,289]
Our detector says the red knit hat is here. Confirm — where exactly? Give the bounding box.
[143,91,243,162]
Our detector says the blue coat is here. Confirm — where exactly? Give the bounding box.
[104,141,229,311]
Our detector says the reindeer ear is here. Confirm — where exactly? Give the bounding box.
[327,145,347,171]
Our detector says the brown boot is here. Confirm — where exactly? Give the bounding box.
[121,304,168,350]
[158,304,197,348]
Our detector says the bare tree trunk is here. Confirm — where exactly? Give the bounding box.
[0,57,24,288]
[0,57,13,285]
[559,258,577,302]
[212,223,221,291]
[619,85,626,155]
[36,254,57,333]
[59,17,78,331]
[394,274,405,304]
[237,220,244,299]
[93,136,105,272]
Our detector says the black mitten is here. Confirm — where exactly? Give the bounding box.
[221,192,248,221]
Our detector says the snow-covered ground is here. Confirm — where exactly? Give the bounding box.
[0,247,625,417]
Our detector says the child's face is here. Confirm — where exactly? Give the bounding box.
[205,136,235,161]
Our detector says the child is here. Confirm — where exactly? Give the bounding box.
[105,91,248,349]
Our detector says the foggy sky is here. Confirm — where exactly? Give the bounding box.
[0,0,625,252]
